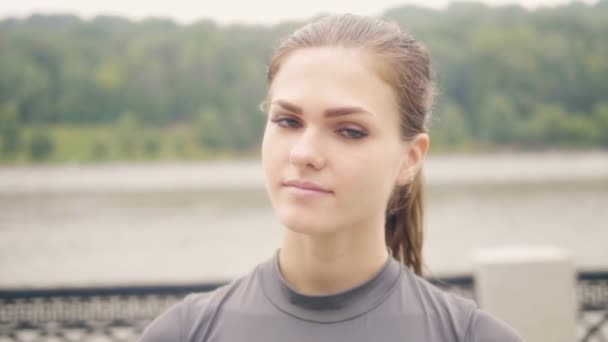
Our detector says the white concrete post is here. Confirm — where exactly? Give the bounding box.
[473,245,577,342]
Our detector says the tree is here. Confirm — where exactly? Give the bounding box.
[428,100,468,150]
[479,94,520,145]
[196,106,225,150]
[527,104,598,148]
[1,2,608,164]
[90,140,109,161]
[115,111,138,158]
[29,131,54,161]
[143,135,161,158]
[592,102,608,147]
[0,102,22,158]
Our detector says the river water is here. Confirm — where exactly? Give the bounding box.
[0,151,607,289]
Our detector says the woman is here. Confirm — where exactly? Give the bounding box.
[139,14,523,342]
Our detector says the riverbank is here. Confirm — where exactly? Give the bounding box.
[1,150,606,194]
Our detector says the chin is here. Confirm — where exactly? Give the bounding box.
[277,207,337,236]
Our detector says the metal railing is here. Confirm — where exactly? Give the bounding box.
[1,272,606,341]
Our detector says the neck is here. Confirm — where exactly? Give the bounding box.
[278,218,389,295]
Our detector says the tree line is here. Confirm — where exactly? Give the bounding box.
[1,1,607,163]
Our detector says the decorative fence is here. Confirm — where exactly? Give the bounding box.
[0,272,606,342]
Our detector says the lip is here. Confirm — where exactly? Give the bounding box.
[282,179,332,193]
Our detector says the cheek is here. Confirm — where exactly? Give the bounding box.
[335,139,397,179]
[332,142,399,203]
[261,127,276,175]
[261,126,287,185]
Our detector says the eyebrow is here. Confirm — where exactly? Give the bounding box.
[270,99,375,118]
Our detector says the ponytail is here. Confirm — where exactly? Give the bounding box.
[385,170,425,276]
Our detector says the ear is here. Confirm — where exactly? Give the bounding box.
[396,133,430,186]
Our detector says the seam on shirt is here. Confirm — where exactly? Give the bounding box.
[180,293,195,342]
[197,278,244,341]
[463,307,476,342]
[261,261,405,324]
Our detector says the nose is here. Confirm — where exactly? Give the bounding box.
[289,128,326,170]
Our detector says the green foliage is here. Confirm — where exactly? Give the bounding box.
[0,102,22,158]
[115,111,138,157]
[526,104,599,147]
[28,131,55,161]
[592,103,608,147]
[1,2,607,163]
[142,135,161,158]
[428,101,469,150]
[196,107,225,150]
[478,94,521,145]
[90,139,110,161]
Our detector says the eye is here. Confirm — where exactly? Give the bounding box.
[271,116,301,128]
[338,128,367,140]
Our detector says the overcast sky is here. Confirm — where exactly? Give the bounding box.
[0,0,598,25]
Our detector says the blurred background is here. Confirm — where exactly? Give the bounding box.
[0,0,607,341]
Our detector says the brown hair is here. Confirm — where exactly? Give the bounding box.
[265,14,434,276]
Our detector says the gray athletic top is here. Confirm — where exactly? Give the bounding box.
[138,249,523,342]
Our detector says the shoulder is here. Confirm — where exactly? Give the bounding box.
[137,290,214,342]
[465,309,524,342]
[137,279,243,342]
[402,269,478,338]
[137,259,268,342]
[402,268,522,342]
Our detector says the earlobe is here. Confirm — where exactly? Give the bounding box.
[396,156,415,186]
[396,165,415,186]
[396,133,429,186]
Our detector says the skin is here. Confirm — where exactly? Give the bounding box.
[261,46,429,295]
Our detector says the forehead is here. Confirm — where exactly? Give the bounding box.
[269,47,398,118]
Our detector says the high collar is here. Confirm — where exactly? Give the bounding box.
[260,248,402,323]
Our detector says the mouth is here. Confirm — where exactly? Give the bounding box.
[282,179,332,194]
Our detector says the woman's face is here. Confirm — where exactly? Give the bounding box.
[262,47,417,236]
